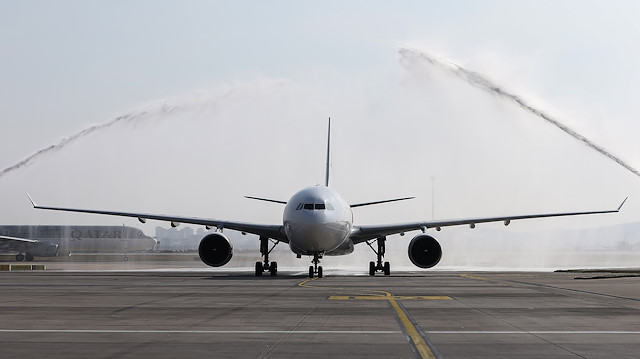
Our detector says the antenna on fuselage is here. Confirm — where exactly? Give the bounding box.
[325,117,331,187]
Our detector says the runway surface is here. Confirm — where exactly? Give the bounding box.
[1,269,640,358]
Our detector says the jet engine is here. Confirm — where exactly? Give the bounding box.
[198,233,233,267]
[408,234,442,268]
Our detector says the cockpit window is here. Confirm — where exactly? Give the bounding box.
[296,202,334,210]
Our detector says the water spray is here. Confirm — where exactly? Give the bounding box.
[399,47,640,179]
[0,112,145,179]
[0,94,218,180]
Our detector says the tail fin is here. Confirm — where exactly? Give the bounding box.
[325,118,331,187]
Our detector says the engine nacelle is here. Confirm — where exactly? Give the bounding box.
[28,242,59,257]
[408,234,442,269]
[198,233,233,267]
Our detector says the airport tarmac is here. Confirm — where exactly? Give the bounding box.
[1,269,639,359]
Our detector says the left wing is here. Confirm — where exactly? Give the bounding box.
[350,198,627,244]
[28,196,288,243]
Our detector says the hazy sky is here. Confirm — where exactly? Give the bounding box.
[1,1,639,242]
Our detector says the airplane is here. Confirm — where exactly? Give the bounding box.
[28,119,626,277]
[0,225,157,261]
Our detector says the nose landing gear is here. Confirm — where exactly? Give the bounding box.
[308,253,323,278]
[366,237,390,276]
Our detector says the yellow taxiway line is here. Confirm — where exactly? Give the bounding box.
[298,278,441,359]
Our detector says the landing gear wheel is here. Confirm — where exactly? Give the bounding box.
[309,266,314,278]
[255,261,263,276]
[317,266,323,278]
[367,237,390,277]
[25,253,34,262]
[15,253,25,262]
[269,261,278,276]
[123,256,128,262]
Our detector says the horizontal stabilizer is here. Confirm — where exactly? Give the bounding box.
[244,196,287,205]
[350,197,415,208]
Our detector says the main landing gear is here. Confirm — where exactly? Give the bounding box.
[367,237,390,276]
[15,253,34,262]
[308,253,323,278]
[255,236,278,276]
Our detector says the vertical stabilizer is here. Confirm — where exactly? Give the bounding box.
[325,118,331,187]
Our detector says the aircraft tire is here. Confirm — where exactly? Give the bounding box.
[123,256,128,262]
[383,262,390,276]
[25,253,34,262]
[308,266,314,278]
[255,262,263,276]
[15,253,25,262]
[369,261,376,276]
[317,266,323,278]
[269,262,278,276]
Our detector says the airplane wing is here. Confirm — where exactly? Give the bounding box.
[28,197,289,243]
[0,235,39,252]
[349,198,627,244]
[0,235,38,243]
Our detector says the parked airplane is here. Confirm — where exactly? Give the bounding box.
[0,225,157,261]
[29,120,625,277]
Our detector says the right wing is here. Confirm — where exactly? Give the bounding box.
[350,198,627,244]
[28,196,289,243]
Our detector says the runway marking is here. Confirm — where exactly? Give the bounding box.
[459,273,489,281]
[426,331,640,335]
[329,295,451,301]
[1,329,637,335]
[387,293,439,359]
[0,329,401,334]
[298,278,440,359]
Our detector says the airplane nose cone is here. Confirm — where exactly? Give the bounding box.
[143,236,157,249]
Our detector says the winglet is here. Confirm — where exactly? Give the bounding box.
[27,193,37,207]
[617,197,628,211]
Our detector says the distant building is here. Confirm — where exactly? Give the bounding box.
[155,226,202,251]
[154,226,265,252]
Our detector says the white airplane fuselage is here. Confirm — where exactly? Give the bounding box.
[283,186,354,256]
